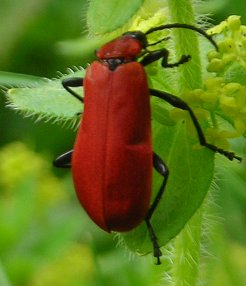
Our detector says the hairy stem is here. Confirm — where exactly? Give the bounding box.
[167,0,203,91]
[164,0,204,285]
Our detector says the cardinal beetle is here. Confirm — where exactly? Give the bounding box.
[54,23,241,264]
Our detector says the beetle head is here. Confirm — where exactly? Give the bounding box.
[96,23,218,62]
[96,31,147,60]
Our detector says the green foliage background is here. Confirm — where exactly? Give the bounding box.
[0,1,246,285]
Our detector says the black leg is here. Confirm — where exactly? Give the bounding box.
[57,78,83,168]
[161,53,191,68]
[140,49,168,66]
[150,88,242,162]
[145,220,162,265]
[53,150,73,168]
[62,77,84,102]
[147,153,169,220]
[145,152,169,265]
[140,48,191,68]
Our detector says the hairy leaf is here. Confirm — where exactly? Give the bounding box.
[6,69,85,125]
[87,0,144,35]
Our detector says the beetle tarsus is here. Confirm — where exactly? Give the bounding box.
[145,219,162,265]
[205,143,242,162]
[162,54,191,68]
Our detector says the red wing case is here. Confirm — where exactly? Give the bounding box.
[72,61,152,232]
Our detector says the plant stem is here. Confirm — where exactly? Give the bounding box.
[0,260,12,286]
[163,0,204,285]
[167,0,203,91]
[172,208,203,286]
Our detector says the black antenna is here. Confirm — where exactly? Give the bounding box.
[146,23,218,51]
[147,36,170,47]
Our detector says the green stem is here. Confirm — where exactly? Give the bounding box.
[172,208,203,286]
[0,260,12,286]
[167,0,203,91]
[165,0,204,285]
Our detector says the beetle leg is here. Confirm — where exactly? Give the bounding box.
[145,152,169,265]
[140,48,191,68]
[145,219,162,265]
[140,49,168,66]
[162,53,191,68]
[53,149,73,168]
[150,88,242,162]
[62,77,84,102]
[147,152,169,219]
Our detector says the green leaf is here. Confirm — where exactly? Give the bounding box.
[151,100,176,126]
[123,120,214,254]
[0,71,44,87]
[5,69,85,125]
[87,0,144,35]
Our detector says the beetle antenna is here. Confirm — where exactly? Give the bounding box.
[146,23,218,51]
[147,36,170,47]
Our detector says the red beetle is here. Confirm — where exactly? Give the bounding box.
[54,23,241,264]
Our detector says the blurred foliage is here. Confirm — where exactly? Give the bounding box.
[0,142,163,286]
[0,0,246,286]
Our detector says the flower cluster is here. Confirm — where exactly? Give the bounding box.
[178,16,246,148]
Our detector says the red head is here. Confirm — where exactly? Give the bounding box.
[95,24,218,69]
[96,31,147,61]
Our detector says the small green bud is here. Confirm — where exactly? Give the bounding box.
[207,58,225,73]
[227,15,241,31]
